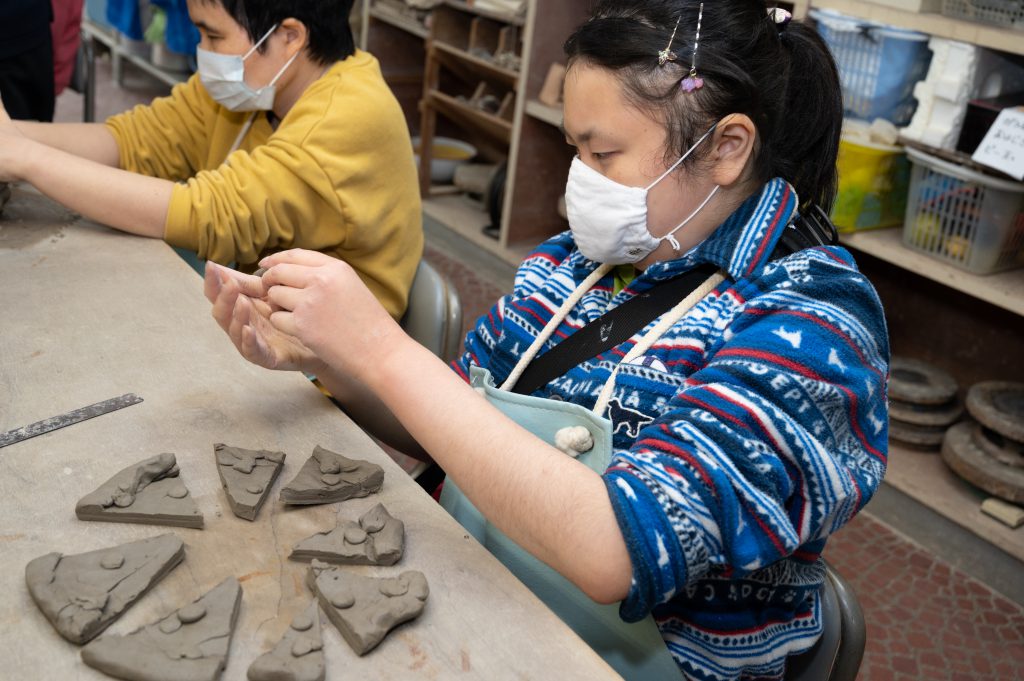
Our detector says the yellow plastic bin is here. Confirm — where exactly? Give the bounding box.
[832,136,911,232]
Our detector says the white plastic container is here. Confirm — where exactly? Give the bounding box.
[903,147,1024,274]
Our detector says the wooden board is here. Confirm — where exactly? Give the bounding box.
[0,191,620,680]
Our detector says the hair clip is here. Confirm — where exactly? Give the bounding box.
[658,17,680,66]
[769,7,793,26]
[680,2,704,93]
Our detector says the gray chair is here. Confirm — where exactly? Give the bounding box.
[400,259,464,365]
[785,562,866,681]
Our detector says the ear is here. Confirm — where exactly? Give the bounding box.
[707,114,756,187]
[278,18,308,57]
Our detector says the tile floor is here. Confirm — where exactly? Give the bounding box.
[54,54,1024,681]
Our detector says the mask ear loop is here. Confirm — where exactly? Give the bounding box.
[241,23,280,61]
[644,121,719,191]
[661,184,719,251]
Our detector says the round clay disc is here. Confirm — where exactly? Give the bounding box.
[889,418,948,448]
[965,381,1024,443]
[942,421,1024,504]
[971,424,1024,469]
[888,357,958,405]
[889,398,964,427]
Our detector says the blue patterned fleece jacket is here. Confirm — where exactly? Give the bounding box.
[451,179,890,681]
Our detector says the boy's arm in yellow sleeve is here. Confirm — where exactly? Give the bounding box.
[164,139,340,267]
[105,75,214,181]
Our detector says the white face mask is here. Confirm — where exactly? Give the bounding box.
[565,123,720,264]
[197,24,298,112]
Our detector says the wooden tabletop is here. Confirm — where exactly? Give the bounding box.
[0,190,620,680]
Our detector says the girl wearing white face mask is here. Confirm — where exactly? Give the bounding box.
[207,2,889,680]
[0,0,423,320]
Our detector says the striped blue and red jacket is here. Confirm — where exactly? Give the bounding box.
[452,178,889,681]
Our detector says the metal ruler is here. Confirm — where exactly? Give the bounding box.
[0,393,143,449]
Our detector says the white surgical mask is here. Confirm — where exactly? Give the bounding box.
[197,24,298,112]
[565,123,720,264]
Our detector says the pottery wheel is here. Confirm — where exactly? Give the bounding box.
[966,381,1024,443]
[889,418,948,448]
[888,357,958,405]
[972,424,1024,469]
[941,421,1024,504]
[889,398,963,427]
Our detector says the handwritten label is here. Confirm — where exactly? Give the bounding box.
[971,106,1024,181]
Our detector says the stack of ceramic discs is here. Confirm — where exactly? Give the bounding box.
[888,356,962,449]
[942,381,1024,505]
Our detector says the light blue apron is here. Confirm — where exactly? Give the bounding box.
[440,265,723,679]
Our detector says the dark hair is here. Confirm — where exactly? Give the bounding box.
[204,0,356,65]
[564,0,843,210]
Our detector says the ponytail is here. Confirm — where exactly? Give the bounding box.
[565,0,845,211]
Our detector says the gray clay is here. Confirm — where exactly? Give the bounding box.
[306,560,428,656]
[25,534,185,644]
[279,446,383,506]
[247,600,324,681]
[214,443,286,521]
[81,577,242,681]
[76,453,204,529]
[0,182,10,216]
[290,503,404,566]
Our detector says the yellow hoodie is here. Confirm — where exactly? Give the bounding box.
[105,50,423,319]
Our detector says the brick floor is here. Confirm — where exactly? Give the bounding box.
[426,240,1024,681]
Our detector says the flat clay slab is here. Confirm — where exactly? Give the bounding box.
[290,503,404,566]
[966,381,1024,443]
[247,600,324,681]
[306,560,428,656]
[81,577,242,681]
[76,453,204,529]
[25,533,185,644]
[942,421,1024,504]
[889,397,964,428]
[279,446,383,506]
[888,357,958,406]
[889,418,948,449]
[214,443,286,521]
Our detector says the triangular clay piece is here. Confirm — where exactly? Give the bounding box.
[25,533,185,644]
[76,453,204,529]
[214,444,286,521]
[279,446,383,506]
[247,600,324,681]
[81,577,242,681]
[290,503,404,566]
[306,560,428,656]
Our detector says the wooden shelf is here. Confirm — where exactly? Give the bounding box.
[524,99,562,127]
[838,228,1024,317]
[885,441,1024,563]
[368,4,429,38]
[425,90,513,144]
[798,0,1024,56]
[423,194,530,267]
[444,0,525,26]
[433,41,520,86]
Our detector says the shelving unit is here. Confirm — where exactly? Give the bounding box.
[361,0,589,261]
[792,0,1024,56]
[839,229,1024,316]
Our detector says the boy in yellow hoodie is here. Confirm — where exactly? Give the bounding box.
[0,0,422,319]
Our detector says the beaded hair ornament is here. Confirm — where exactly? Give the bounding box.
[657,3,705,92]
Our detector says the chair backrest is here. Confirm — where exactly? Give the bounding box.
[785,562,866,681]
[400,260,463,364]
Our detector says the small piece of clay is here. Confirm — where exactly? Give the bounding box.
[306,560,428,656]
[81,577,242,681]
[214,444,286,521]
[247,600,324,681]
[290,504,404,566]
[76,453,203,529]
[25,533,185,645]
[279,446,383,506]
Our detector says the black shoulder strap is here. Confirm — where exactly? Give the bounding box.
[510,205,838,396]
